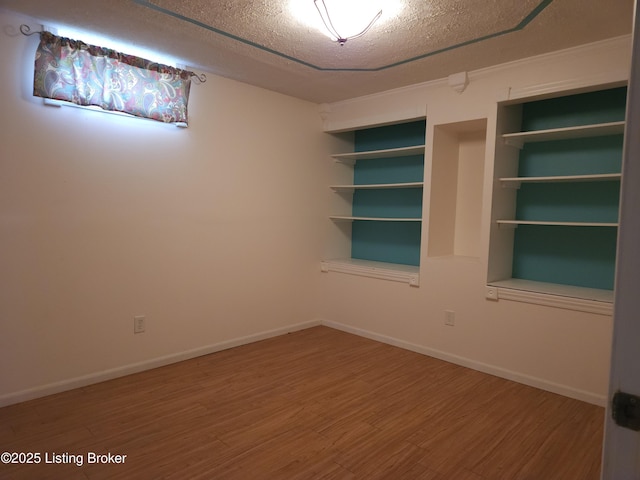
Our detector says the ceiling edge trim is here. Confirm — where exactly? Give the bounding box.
[131,0,553,72]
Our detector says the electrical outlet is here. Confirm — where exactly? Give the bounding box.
[445,310,455,326]
[134,315,145,334]
[486,286,499,300]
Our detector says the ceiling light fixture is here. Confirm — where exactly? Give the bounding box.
[313,0,382,45]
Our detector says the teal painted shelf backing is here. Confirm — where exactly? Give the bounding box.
[354,121,426,152]
[353,155,424,185]
[346,119,426,266]
[508,86,626,291]
[512,225,617,290]
[352,188,423,219]
[521,87,627,131]
[515,182,621,223]
[518,135,624,177]
[352,221,422,266]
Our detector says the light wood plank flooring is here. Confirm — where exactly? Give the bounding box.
[0,326,604,479]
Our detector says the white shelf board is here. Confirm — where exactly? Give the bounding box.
[488,278,613,315]
[321,258,420,286]
[497,220,618,228]
[330,181,424,193]
[499,173,621,189]
[502,121,625,149]
[330,216,422,222]
[331,145,425,164]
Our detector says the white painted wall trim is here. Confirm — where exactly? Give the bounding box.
[321,319,607,406]
[0,320,321,408]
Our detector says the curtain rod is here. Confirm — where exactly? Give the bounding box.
[18,24,207,83]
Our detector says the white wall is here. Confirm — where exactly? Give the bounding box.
[319,36,632,405]
[0,10,335,404]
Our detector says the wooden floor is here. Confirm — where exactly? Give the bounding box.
[0,326,604,479]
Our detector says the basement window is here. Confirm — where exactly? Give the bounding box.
[31,30,199,126]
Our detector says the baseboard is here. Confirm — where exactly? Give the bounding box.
[0,320,321,408]
[320,319,607,407]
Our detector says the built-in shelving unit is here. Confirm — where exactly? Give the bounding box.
[323,120,426,282]
[488,86,627,306]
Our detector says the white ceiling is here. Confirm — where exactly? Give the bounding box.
[0,0,634,103]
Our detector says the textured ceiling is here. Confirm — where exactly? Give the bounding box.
[0,0,634,103]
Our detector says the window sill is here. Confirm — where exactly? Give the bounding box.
[321,259,420,286]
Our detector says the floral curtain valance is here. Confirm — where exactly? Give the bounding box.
[33,31,193,124]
